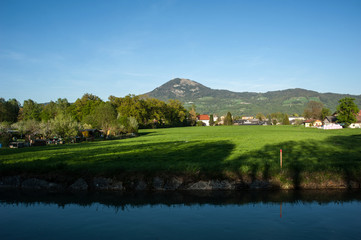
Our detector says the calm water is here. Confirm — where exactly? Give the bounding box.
[1,190,361,240]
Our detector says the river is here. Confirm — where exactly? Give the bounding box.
[1,190,361,240]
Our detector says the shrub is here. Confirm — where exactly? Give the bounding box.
[196,121,205,126]
[128,117,139,133]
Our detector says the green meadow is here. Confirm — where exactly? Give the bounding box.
[1,126,360,187]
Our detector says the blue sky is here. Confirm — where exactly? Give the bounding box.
[1,0,360,103]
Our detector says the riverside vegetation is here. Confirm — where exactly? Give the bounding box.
[1,126,360,190]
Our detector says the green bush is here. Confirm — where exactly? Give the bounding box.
[196,121,205,126]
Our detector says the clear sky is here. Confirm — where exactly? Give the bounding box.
[1,0,360,103]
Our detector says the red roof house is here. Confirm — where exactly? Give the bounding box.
[197,115,210,121]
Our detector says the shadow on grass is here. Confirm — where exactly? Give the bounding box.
[226,134,361,188]
[0,139,236,178]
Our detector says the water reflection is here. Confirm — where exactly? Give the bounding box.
[280,202,282,218]
[1,189,361,210]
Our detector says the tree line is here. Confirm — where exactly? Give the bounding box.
[0,94,190,144]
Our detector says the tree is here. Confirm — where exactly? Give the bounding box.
[303,101,323,120]
[111,95,148,126]
[209,114,215,126]
[337,97,359,127]
[20,99,41,121]
[40,101,57,122]
[224,112,233,125]
[12,120,40,141]
[167,99,187,127]
[256,113,266,121]
[321,107,331,120]
[69,93,103,121]
[270,112,284,125]
[0,122,11,146]
[50,114,81,140]
[188,107,197,126]
[39,121,53,139]
[127,117,139,133]
[267,114,272,125]
[282,114,290,125]
[0,98,20,123]
[109,95,188,128]
[90,102,117,137]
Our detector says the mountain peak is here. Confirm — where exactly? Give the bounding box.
[168,78,202,87]
[147,78,210,99]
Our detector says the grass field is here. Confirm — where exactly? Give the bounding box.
[1,126,361,187]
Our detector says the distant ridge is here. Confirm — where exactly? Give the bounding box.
[143,78,361,116]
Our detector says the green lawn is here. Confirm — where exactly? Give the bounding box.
[1,126,361,185]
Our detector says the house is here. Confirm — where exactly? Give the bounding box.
[349,111,361,128]
[304,119,322,127]
[242,116,254,120]
[197,114,210,126]
[323,116,337,125]
[304,120,313,127]
[289,117,305,125]
[234,119,265,125]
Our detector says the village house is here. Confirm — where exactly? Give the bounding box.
[304,119,322,127]
[197,114,210,126]
[349,110,361,128]
[304,119,313,127]
[234,119,266,125]
[289,116,305,125]
[323,116,337,125]
[241,116,254,120]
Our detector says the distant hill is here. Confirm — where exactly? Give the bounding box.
[143,78,361,116]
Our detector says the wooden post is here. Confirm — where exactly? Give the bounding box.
[280,149,283,168]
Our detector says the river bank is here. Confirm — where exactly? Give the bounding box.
[1,172,360,192]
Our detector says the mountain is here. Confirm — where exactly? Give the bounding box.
[143,78,361,116]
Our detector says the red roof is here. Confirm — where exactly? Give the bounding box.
[198,114,210,120]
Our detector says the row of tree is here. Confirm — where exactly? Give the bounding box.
[0,94,192,145]
[0,94,189,127]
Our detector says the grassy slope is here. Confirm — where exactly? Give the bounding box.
[1,126,361,186]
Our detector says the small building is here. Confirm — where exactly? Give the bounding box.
[197,114,210,126]
[349,112,361,128]
[242,116,254,120]
[234,119,265,125]
[289,117,305,125]
[323,116,337,125]
[304,120,313,127]
[304,119,322,127]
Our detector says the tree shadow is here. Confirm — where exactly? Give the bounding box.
[226,134,361,189]
[0,139,236,178]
